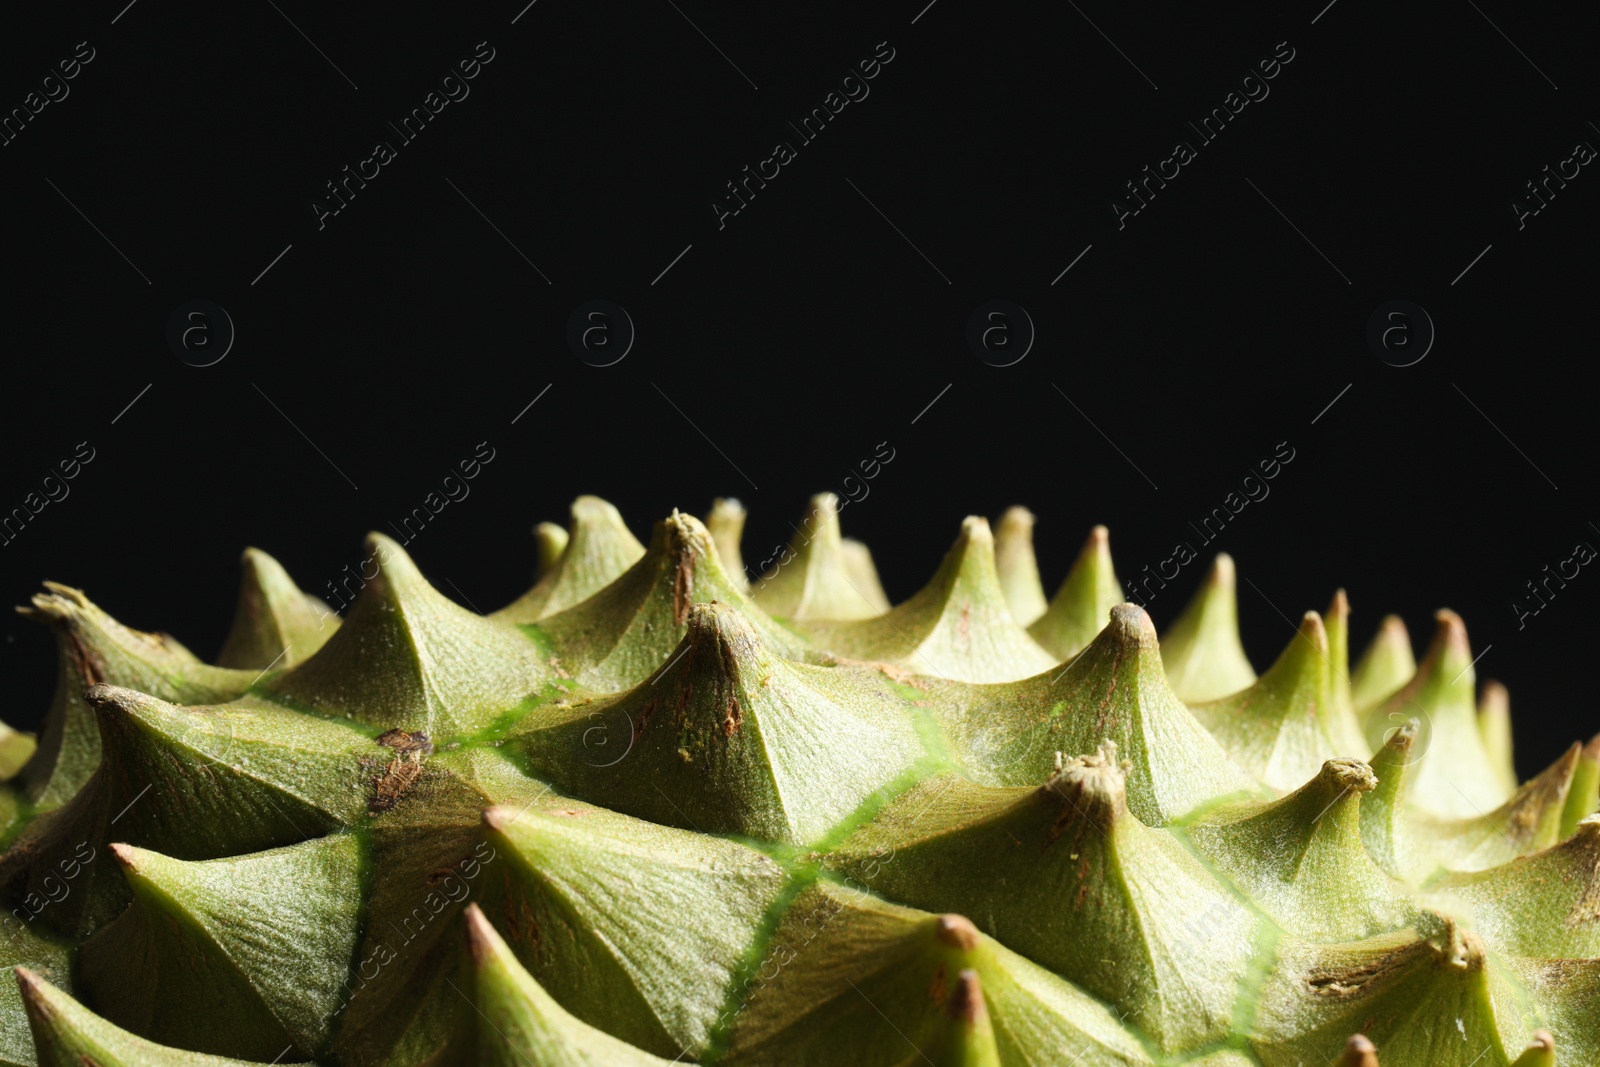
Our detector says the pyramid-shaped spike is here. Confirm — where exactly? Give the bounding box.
[840,537,892,612]
[267,533,551,736]
[752,493,886,621]
[15,968,316,1066]
[477,800,786,1058]
[1476,680,1517,795]
[513,602,923,843]
[795,517,1056,683]
[1563,734,1600,838]
[535,511,808,691]
[77,836,362,1060]
[1322,589,1370,755]
[1027,525,1123,659]
[1361,718,1421,880]
[1430,814,1600,958]
[937,604,1257,822]
[913,969,1002,1067]
[1408,741,1580,873]
[828,744,1260,1051]
[494,496,646,623]
[719,882,1155,1066]
[0,682,389,938]
[1511,1031,1556,1067]
[1253,919,1510,1067]
[0,924,71,1065]
[216,546,338,670]
[992,506,1047,626]
[533,520,569,577]
[88,685,376,855]
[15,583,257,808]
[0,682,380,938]
[705,497,749,592]
[1350,614,1415,714]
[1160,554,1256,703]
[1186,758,1413,941]
[464,903,675,1065]
[1367,610,1509,818]
[1190,612,1347,791]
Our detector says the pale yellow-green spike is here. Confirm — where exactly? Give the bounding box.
[1160,553,1255,703]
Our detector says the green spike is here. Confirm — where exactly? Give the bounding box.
[1190,611,1345,790]
[829,743,1260,1051]
[924,602,1260,819]
[753,493,886,621]
[215,546,338,670]
[1,499,1597,1067]
[1351,614,1415,714]
[1477,680,1518,796]
[1562,734,1600,838]
[840,537,892,613]
[1361,718,1421,880]
[1408,742,1579,874]
[1509,1031,1556,1067]
[513,602,923,843]
[477,799,786,1058]
[495,496,646,623]
[992,506,1047,626]
[1160,553,1256,703]
[15,584,257,809]
[89,685,377,853]
[705,497,749,593]
[0,684,381,937]
[266,533,551,736]
[720,883,1154,1066]
[1027,525,1123,659]
[534,520,570,577]
[1323,589,1371,755]
[1368,610,1509,819]
[16,968,315,1066]
[535,510,807,691]
[797,517,1057,683]
[912,969,1002,1067]
[1253,919,1511,1067]
[77,836,361,1059]
[464,903,674,1066]
[0,926,72,1067]
[1430,814,1600,958]
[1186,758,1413,941]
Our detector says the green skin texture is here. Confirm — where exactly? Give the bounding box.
[0,498,1595,1067]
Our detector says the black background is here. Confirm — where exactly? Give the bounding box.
[2,0,1595,778]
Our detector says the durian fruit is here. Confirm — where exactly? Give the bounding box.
[0,495,1595,1067]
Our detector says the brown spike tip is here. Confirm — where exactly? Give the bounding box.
[947,968,987,1023]
[934,914,980,950]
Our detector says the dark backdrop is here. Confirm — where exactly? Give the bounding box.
[2,0,1596,778]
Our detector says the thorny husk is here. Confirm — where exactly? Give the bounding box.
[0,496,1594,1067]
